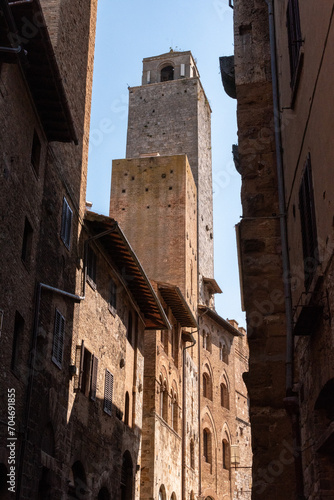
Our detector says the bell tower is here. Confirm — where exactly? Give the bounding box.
[124,50,214,304]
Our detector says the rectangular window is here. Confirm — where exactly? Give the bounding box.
[11,311,24,371]
[31,130,41,175]
[77,341,98,400]
[61,197,73,249]
[287,0,302,85]
[87,245,97,288]
[52,309,65,369]
[104,369,114,416]
[109,277,117,312]
[299,155,318,290]
[21,217,33,264]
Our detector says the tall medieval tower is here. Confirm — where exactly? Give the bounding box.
[124,51,214,305]
[109,50,251,500]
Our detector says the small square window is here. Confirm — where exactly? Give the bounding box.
[61,197,73,249]
[31,130,41,175]
[52,309,65,369]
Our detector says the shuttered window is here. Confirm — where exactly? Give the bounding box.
[61,197,73,249]
[287,0,302,85]
[52,309,65,369]
[104,369,113,416]
[76,340,98,400]
[299,155,318,290]
[90,355,98,401]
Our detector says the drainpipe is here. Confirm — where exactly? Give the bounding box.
[182,334,196,500]
[265,0,294,394]
[265,2,305,498]
[16,226,117,499]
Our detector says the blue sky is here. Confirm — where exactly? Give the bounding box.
[87,0,245,326]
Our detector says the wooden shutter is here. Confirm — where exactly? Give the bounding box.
[52,309,65,368]
[287,0,302,83]
[104,369,113,415]
[90,355,98,401]
[78,340,85,390]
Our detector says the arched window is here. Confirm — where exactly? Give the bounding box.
[159,485,166,500]
[124,391,130,426]
[161,65,174,81]
[203,372,212,400]
[203,331,211,353]
[203,428,212,464]
[121,451,133,500]
[170,387,178,432]
[190,491,195,500]
[160,376,168,422]
[68,461,89,499]
[220,340,229,364]
[127,311,133,345]
[170,493,177,500]
[223,439,231,471]
[221,382,229,410]
[190,439,195,469]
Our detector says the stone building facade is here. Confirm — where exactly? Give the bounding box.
[110,50,252,500]
[0,3,251,498]
[223,0,334,498]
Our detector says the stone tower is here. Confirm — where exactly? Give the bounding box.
[124,51,214,305]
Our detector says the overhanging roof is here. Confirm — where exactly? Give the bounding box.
[0,0,77,143]
[203,277,222,294]
[85,212,170,330]
[198,305,242,337]
[157,282,197,328]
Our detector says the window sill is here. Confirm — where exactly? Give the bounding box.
[86,276,97,291]
[108,304,116,317]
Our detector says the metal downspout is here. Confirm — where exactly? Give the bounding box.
[265,2,305,498]
[265,0,294,395]
[16,226,117,499]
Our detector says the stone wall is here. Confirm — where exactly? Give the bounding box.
[110,155,198,315]
[233,0,295,497]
